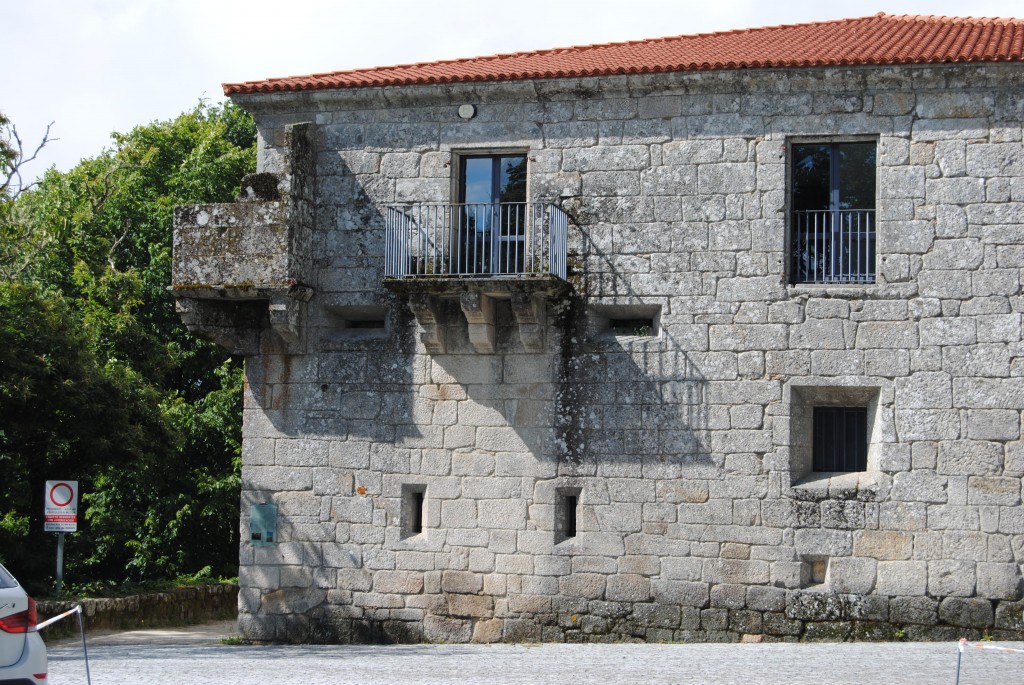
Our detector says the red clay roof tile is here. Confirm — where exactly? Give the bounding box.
[224,13,1024,95]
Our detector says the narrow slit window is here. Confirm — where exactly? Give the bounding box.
[555,488,581,543]
[411,491,424,534]
[401,485,427,538]
[564,494,577,538]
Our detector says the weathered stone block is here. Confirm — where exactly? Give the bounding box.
[703,559,770,585]
[967,477,1022,506]
[786,592,858,621]
[853,531,913,560]
[794,529,852,557]
[890,471,948,503]
[828,557,877,594]
[710,584,747,609]
[976,563,1023,600]
[938,598,994,628]
[651,580,709,608]
[472,618,503,643]
[937,440,1004,476]
[447,594,493,618]
[927,560,977,597]
[559,574,606,600]
[606,574,651,602]
[423,615,472,642]
[876,561,927,596]
[373,571,423,595]
[995,600,1024,630]
[728,609,763,635]
[890,596,938,625]
[441,571,483,594]
[746,585,786,612]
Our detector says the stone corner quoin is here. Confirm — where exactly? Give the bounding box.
[171,55,1024,644]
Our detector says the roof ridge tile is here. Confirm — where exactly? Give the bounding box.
[224,13,1024,95]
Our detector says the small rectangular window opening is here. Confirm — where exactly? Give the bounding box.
[813,406,868,472]
[324,305,390,341]
[587,304,662,340]
[401,485,427,538]
[347,319,386,330]
[801,555,829,588]
[608,317,656,337]
[555,488,581,543]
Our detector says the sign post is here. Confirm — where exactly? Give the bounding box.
[44,481,78,596]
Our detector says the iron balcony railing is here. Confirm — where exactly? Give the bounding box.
[384,202,568,279]
[791,209,876,284]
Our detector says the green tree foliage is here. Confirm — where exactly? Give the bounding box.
[0,103,254,593]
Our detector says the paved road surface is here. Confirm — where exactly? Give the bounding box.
[46,622,1023,684]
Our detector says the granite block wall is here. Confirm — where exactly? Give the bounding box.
[195,62,1024,643]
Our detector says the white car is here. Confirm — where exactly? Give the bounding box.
[0,563,47,685]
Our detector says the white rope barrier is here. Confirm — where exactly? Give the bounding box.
[955,637,1024,685]
[958,638,1024,655]
[31,604,81,632]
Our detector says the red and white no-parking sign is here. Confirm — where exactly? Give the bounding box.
[44,480,78,532]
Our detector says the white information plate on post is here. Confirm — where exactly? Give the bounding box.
[44,480,78,532]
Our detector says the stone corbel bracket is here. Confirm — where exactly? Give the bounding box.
[408,293,446,353]
[382,275,570,355]
[511,292,546,353]
[460,291,496,354]
[268,283,315,348]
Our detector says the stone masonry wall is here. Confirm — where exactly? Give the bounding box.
[37,584,238,640]
[227,63,1024,643]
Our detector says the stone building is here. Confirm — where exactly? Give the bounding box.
[171,13,1024,643]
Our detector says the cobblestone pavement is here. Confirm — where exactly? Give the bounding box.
[47,631,1024,685]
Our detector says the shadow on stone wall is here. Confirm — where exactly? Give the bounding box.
[249,149,422,445]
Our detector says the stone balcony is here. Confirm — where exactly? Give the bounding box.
[170,123,316,355]
[382,202,571,354]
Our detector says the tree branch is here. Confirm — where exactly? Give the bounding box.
[1,121,55,199]
[108,220,131,271]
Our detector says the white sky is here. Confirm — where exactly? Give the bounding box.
[4,0,1022,179]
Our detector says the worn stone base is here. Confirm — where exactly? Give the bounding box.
[239,593,1024,644]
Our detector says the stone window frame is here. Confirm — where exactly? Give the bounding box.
[324,304,390,336]
[320,303,393,351]
[585,302,663,341]
[785,135,880,287]
[785,380,889,495]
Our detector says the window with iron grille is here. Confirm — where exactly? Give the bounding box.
[812,406,868,472]
[790,141,876,284]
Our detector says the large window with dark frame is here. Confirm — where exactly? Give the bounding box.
[812,406,868,472]
[457,154,527,275]
[790,141,877,284]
